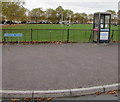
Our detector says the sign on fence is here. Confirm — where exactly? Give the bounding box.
[4,33,22,37]
[4,33,23,44]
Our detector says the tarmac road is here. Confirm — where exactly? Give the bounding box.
[2,43,118,90]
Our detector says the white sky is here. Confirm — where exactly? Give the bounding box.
[24,0,119,14]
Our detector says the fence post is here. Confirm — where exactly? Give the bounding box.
[31,28,33,42]
[89,30,93,42]
[3,29,6,43]
[110,30,114,42]
[67,29,69,42]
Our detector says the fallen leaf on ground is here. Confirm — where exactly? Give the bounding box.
[106,90,117,94]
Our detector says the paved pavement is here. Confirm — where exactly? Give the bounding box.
[2,43,118,90]
[1,92,119,101]
[54,93,118,100]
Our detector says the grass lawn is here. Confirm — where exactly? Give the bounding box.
[1,24,119,42]
[2,24,93,29]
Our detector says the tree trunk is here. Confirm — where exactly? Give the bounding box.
[9,21,12,25]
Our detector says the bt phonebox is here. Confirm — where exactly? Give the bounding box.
[93,12,111,43]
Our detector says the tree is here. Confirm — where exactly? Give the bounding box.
[2,2,27,24]
[72,13,81,23]
[106,10,117,24]
[55,6,64,22]
[45,8,57,23]
[72,13,88,24]
[0,2,2,21]
[29,8,44,23]
[80,13,88,23]
[106,10,116,15]
[87,14,93,23]
[18,7,27,22]
[63,9,73,23]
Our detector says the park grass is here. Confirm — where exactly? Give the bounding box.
[1,24,119,42]
[2,24,93,29]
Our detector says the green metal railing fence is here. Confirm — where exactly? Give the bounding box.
[0,29,119,43]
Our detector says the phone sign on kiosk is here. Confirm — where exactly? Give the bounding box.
[93,12,111,43]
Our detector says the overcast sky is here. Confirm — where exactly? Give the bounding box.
[24,0,119,14]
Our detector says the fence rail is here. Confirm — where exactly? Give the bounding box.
[0,29,119,43]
